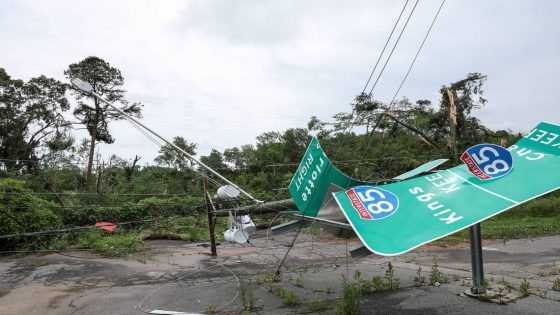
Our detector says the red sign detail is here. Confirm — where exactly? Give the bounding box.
[346,189,372,220]
[95,221,118,234]
[460,152,491,180]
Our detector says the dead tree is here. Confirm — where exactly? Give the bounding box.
[124,155,141,183]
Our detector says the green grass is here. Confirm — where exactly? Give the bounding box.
[433,194,560,246]
[434,216,560,245]
[50,229,145,256]
[496,195,560,219]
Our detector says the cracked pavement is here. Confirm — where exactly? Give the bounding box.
[1,231,559,314]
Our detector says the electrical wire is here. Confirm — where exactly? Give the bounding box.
[368,0,420,97]
[362,0,411,94]
[126,115,259,207]
[136,262,240,314]
[325,1,420,164]
[352,0,447,171]
[389,0,446,104]
[123,116,235,197]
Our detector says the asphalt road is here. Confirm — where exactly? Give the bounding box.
[1,232,559,314]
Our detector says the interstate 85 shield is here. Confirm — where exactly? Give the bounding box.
[460,144,513,180]
[346,186,400,220]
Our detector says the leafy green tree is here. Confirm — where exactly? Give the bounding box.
[64,56,142,182]
[0,68,10,85]
[154,136,197,170]
[223,144,255,171]
[200,149,228,172]
[281,128,311,163]
[0,68,71,172]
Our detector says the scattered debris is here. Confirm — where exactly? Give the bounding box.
[95,222,117,234]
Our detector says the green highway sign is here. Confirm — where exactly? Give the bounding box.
[287,138,378,217]
[393,158,448,181]
[333,122,560,256]
[289,139,451,218]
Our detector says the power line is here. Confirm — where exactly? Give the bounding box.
[123,116,232,194]
[328,1,420,165]
[352,1,447,167]
[0,217,172,240]
[362,0,411,94]
[368,0,420,96]
[390,0,446,104]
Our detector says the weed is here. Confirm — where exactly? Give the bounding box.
[429,259,447,285]
[360,280,373,294]
[499,277,514,290]
[383,262,400,291]
[336,277,360,315]
[413,266,426,287]
[326,286,334,294]
[553,278,560,291]
[205,304,217,313]
[371,276,384,291]
[296,275,304,288]
[519,279,530,297]
[239,277,256,310]
[481,278,490,292]
[278,288,297,305]
[354,270,362,294]
[266,282,274,293]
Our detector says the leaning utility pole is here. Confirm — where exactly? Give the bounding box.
[203,179,218,256]
[69,77,261,204]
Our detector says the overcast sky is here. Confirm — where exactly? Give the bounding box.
[1,0,559,164]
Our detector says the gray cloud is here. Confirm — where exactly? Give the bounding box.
[1,0,558,163]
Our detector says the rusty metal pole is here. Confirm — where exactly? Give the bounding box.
[203,179,217,256]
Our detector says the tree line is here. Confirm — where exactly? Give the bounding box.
[0,56,533,253]
[1,56,521,202]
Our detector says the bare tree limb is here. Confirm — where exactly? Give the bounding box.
[381,112,438,147]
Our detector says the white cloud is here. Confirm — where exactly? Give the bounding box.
[1,0,559,163]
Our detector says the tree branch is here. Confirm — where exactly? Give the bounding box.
[381,112,438,147]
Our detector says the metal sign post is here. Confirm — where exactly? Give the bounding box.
[469,223,485,294]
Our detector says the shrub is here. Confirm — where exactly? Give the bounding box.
[0,178,63,251]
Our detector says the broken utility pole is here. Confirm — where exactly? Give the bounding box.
[203,179,217,256]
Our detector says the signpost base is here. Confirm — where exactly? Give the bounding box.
[469,223,485,294]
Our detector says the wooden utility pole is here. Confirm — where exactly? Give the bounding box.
[213,198,295,217]
[203,179,217,256]
[447,89,458,162]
